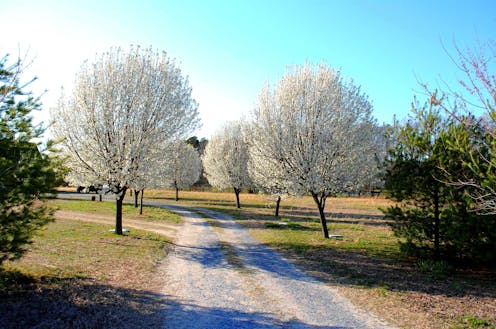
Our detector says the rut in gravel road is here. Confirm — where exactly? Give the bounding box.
[156,203,395,329]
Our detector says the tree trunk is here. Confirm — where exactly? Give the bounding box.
[275,195,281,217]
[115,188,127,235]
[140,189,144,215]
[234,187,241,208]
[311,192,330,239]
[134,189,140,208]
[175,182,179,201]
[99,194,102,202]
[433,185,440,260]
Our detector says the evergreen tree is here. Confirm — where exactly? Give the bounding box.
[383,101,447,259]
[0,54,60,264]
[438,117,496,263]
[383,100,496,263]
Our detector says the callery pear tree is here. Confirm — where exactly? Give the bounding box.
[250,62,378,238]
[245,123,295,217]
[203,121,251,208]
[248,150,291,217]
[128,158,154,215]
[161,140,201,201]
[52,46,199,234]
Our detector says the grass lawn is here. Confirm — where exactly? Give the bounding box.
[51,198,182,224]
[146,189,496,329]
[0,201,172,328]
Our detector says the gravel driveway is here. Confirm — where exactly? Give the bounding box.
[155,203,394,329]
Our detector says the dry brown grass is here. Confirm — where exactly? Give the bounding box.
[145,189,391,219]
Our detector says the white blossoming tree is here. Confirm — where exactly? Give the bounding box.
[52,46,199,234]
[128,148,158,215]
[245,123,296,217]
[203,121,251,208]
[250,62,378,238]
[160,140,201,201]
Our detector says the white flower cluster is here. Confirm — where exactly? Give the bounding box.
[249,62,379,199]
[203,121,251,194]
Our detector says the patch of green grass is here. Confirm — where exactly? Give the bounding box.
[1,218,170,293]
[252,221,400,260]
[367,281,391,297]
[134,205,182,223]
[51,199,181,223]
[452,315,495,328]
[264,221,308,230]
[371,286,389,297]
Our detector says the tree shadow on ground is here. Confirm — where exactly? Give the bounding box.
[0,271,351,329]
[189,206,496,301]
[273,243,496,299]
[162,296,353,329]
[166,227,317,283]
[272,243,496,324]
[159,201,496,326]
[0,275,165,329]
[206,213,322,232]
[168,240,227,269]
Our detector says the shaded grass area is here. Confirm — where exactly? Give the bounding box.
[148,189,496,329]
[51,198,182,224]
[0,218,170,328]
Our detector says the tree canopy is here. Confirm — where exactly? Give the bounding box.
[52,46,199,234]
[160,140,201,201]
[203,121,251,208]
[249,62,380,238]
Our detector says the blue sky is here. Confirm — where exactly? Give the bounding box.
[2,0,495,138]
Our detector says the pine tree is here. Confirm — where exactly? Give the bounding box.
[0,54,61,264]
[383,100,495,262]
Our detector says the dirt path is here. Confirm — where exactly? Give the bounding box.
[156,204,395,329]
[55,198,394,328]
